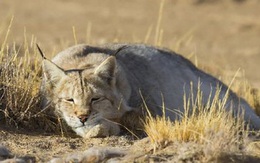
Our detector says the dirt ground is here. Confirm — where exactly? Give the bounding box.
[0,129,137,162]
[1,0,260,162]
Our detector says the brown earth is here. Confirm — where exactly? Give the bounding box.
[1,0,260,162]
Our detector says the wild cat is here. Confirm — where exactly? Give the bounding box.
[38,44,260,138]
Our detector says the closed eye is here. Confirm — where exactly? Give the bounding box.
[65,98,74,103]
[91,97,101,104]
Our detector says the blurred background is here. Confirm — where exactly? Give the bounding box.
[0,0,260,88]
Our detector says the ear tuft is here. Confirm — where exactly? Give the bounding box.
[42,59,66,84]
[94,56,116,84]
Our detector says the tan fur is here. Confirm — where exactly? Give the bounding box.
[41,51,131,137]
[40,44,260,138]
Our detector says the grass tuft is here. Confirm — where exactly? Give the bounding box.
[0,40,60,133]
[144,83,248,159]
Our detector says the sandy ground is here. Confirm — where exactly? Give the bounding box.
[0,130,136,162]
[1,130,260,162]
[1,0,260,162]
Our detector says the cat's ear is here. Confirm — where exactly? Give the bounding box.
[42,59,66,84]
[94,56,116,85]
[36,44,66,84]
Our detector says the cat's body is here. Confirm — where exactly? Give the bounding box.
[40,44,260,138]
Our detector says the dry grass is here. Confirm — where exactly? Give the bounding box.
[230,75,260,116]
[0,19,59,132]
[144,83,250,160]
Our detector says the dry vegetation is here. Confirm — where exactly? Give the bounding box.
[0,0,260,162]
[0,19,60,133]
[144,84,249,161]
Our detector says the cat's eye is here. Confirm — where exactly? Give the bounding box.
[65,98,74,103]
[90,97,101,104]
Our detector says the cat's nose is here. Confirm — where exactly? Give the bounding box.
[78,115,89,124]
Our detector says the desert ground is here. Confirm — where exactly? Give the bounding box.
[0,0,260,162]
